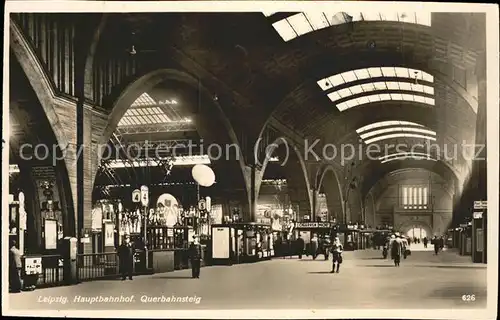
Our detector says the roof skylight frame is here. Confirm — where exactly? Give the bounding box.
[359,126,437,140]
[325,81,434,103]
[357,120,425,134]
[317,67,434,91]
[380,155,437,164]
[335,93,434,111]
[268,11,432,42]
[378,151,436,161]
[364,133,437,145]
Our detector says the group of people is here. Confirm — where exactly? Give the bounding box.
[117,233,204,281]
[383,233,410,267]
[431,235,446,255]
[288,234,344,273]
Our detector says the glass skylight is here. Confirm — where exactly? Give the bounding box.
[318,67,434,91]
[364,133,437,145]
[118,93,191,127]
[379,152,435,161]
[108,155,211,168]
[357,121,424,133]
[131,92,157,107]
[270,12,431,42]
[317,67,434,111]
[359,127,436,140]
[326,81,434,102]
[336,94,434,111]
[380,154,437,163]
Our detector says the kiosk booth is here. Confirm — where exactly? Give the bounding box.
[358,228,375,249]
[211,223,272,265]
[293,222,333,255]
[472,200,487,263]
[458,222,472,256]
[336,224,361,251]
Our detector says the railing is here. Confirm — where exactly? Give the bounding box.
[22,254,64,288]
[77,252,119,281]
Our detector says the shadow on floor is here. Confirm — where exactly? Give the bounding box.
[308,271,334,274]
[299,259,329,262]
[359,257,385,260]
[154,276,194,279]
[359,265,396,268]
[417,265,486,270]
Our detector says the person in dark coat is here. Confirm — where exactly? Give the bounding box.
[117,235,134,280]
[310,234,319,260]
[295,234,305,259]
[423,237,428,248]
[9,239,23,293]
[391,235,403,267]
[433,236,440,255]
[439,236,445,251]
[189,235,203,278]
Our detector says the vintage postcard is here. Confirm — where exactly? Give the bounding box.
[2,1,498,319]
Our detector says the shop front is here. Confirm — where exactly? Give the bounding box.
[211,222,273,265]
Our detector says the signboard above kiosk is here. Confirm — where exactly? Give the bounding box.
[295,222,331,228]
[473,201,487,210]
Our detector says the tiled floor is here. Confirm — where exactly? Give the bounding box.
[7,248,487,310]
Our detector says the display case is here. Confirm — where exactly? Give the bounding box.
[336,224,361,251]
[211,223,272,265]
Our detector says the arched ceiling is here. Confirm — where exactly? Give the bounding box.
[88,12,484,192]
[360,158,458,198]
[369,167,450,204]
[9,55,59,165]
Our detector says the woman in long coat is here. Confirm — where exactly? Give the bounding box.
[391,236,403,267]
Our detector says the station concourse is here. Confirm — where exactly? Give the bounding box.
[7,10,489,310]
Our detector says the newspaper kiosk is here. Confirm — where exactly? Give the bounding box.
[211,223,272,265]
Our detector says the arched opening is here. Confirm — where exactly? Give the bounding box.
[256,137,312,226]
[90,70,247,252]
[398,220,433,250]
[315,165,344,223]
[405,226,428,240]
[9,55,76,254]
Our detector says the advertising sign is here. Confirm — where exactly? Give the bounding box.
[140,185,149,207]
[198,199,206,211]
[157,193,179,227]
[212,227,230,259]
[476,229,484,252]
[44,219,58,249]
[25,257,42,275]
[473,200,487,210]
[132,189,141,203]
[91,205,103,231]
[104,222,115,247]
[205,196,211,212]
[295,222,331,228]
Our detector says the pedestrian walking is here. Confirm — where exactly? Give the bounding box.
[330,237,343,273]
[391,234,403,267]
[310,234,319,260]
[433,236,440,255]
[189,235,203,278]
[295,234,304,259]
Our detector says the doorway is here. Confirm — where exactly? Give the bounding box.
[406,227,428,240]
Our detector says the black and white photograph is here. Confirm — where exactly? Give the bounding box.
[2,1,498,319]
